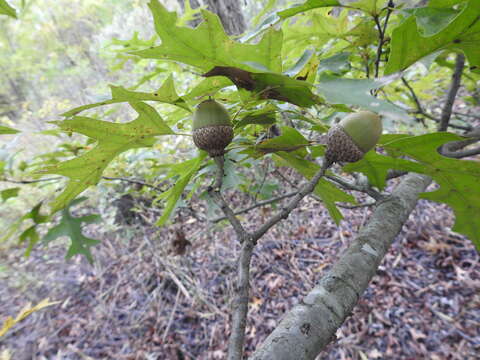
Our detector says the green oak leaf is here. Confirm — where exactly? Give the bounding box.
[40,102,175,213]
[277,0,340,19]
[11,203,50,256]
[0,0,16,18]
[343,150,424,190]
[410,7,460,37]
[385,0,480,74]
[234,105,278,129]
[43,197,101,264]
[274,152,355,224]
[132,0,283,73]
[256,126,310,154]
[62,75,188,117]
[316,73,408,118]
[1,187,19,202]
[317,52,351,75]
[428,0,466,8]
[156,153,206,226]
[345,133,480,250]
[0,125,19,134]
[345,0,387,16]
[183,77,233,102]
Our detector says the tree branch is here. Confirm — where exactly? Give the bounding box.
[206,156,252,360]
[325,175,383,201]
[212,191,298,223]
[373,1,394,78]
[438,53,465,132]
[228,239,255,360]
[401,76,424,114]
[251,173,432,360]
[0,177,62,184]
[208,156,248,241]
[222,161,331,359]
[252,162,330,242]
[101,176,167,192]
[402,76,471,131]
[442,145,480,159]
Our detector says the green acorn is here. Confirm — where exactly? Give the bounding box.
[325,111,382,164]
[192,99,233,157]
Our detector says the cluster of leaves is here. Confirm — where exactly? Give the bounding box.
[1,0,480,260]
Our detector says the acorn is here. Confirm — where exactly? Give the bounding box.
[325,111,382,165]
[192,99,234,157]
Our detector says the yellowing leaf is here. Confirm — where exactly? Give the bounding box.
[0,298,59,338]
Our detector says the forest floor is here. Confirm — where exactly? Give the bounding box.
[1,180,479,360]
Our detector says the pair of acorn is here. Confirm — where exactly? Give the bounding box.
[192,99,382,165]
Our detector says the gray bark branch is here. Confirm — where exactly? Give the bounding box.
[438,54,465,132]
[251,173,432,360]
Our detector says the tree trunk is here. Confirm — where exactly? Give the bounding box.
[251,173,432,360]
[177,0,246,35]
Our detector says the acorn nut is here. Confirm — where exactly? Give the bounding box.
[325,111,382,164]
[192,99,234,157]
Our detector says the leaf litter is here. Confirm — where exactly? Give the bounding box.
[0,176,479,359]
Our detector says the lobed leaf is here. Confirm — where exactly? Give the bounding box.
[41,102,175,213]
[43,197,101,263]
[132,0,283,73]
[385,0,480,75]
[62,75,188,117]
[345,133,480,250]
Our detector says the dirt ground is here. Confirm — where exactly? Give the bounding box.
[1,189,479,359]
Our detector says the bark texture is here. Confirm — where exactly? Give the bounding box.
[178,0,246,35]
[251,173,432,360]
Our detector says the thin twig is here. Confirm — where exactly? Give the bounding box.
[452,111,479,119]
[162,290,181,342]
[373,15,383,78]
[212,191,298,223]
[0,177,62,184]
[337,201,376,209]
[101,176,167,193]
[325,175,383,200]
[402,77,472,131]
[252,161,330,241]
[401,77,424,114]
[208,156,248,239]
[373,1,394,78]
[438,53,465,132]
